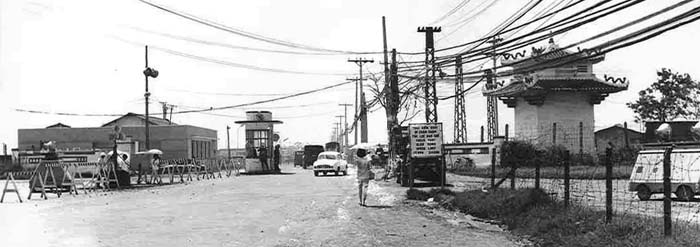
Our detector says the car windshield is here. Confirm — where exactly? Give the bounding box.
[318,154,338,160]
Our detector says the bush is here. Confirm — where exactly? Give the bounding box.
[500,141,539,168]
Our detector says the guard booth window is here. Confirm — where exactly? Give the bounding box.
[246,130,269,151]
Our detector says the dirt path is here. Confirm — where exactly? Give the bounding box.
[0,164,520,246]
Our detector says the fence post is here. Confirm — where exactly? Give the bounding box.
[510,157,516,190]
[505,124,509,141]
[552,123,557,145]
[481,126,485,143]
[605,147,613,223]
[491,147,496,188]
[579,122,584,165]
[663,146,672,237]
[623,122,629,148]
[564,150,570,208]
[535,152,540,189]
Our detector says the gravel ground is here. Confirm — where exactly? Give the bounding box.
[0,164,521,247]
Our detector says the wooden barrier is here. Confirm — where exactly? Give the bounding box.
[1,172,23,203]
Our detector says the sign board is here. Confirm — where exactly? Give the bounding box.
[409,123,443,158]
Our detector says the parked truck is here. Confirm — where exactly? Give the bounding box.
[629,147,700,201]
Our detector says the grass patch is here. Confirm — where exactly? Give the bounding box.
[431,188,700,247]
[450,165,633,180]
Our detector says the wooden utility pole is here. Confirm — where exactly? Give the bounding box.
[339,103,352,148]
[336,115,344,147]
[348,58,374,143]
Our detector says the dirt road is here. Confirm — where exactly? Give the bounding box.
[0,164,520,247]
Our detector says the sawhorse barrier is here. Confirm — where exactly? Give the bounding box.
[1,172,26,203]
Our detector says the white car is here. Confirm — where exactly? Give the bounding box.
[313,151,348,176]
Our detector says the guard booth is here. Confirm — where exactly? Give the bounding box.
[235,111,283,173]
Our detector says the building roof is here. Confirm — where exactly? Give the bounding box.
[501,39,605,68]
[595,125,643,136]
[46,123,71,129]
[101,112,175,127]
[483,73,628,97]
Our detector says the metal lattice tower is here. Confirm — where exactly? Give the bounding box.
[418,26,441,123]
[486,37,502,141]
[454,55,467,143]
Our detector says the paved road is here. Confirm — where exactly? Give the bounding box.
[0,164,519,247]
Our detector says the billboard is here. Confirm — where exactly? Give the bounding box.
[409,123,444,158]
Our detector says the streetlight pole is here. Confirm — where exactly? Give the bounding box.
[226,125,231,161]
[143,46,159,150]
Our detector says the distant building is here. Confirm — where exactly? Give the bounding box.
[594,124,644,152]
[17,113,217,159]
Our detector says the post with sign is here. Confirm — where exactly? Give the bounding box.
[408,123,445,187]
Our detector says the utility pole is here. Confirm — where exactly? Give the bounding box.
[418,26,441,123]
[348,58,374,144]
[454,55,467,143]
[143,46,159,150]
[346,77,363,145]
[339,103,352,148]
[226,126,231,161]
[486,36,502,141]
[336,115,345,148]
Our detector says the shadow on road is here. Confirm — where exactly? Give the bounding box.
[363,205,392,209]
[409,182,454,188]
[241,172,296,176]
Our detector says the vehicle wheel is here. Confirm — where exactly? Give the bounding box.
[314,171,319,177]
[637,185,652,201]
[322,172,327,176]
[676,185,694,201]
[335,168,340,176]
[342,170,347,176]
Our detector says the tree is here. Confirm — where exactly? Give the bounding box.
[627,68,699,122]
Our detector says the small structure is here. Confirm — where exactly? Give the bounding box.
[594,124,644,152]
[18,113,217,160]
[235,111,283,173]
[483,40,628,154]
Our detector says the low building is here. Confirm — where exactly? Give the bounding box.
[17,113,217,160]
[594,124,644,152]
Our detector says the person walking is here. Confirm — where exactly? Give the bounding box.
[273,144,281,171]
[356,149,372,206]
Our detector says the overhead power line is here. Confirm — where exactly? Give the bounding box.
[138,0,383,55]
[113,36,351,76]
[129,26,354,56]
[15,80,353,117]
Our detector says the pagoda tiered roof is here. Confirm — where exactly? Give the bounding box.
[482,40,628,106]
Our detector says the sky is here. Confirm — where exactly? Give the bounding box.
[1,0,700,149]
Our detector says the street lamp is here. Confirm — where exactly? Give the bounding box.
[143,46,159,150]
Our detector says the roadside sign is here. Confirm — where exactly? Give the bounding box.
[409,123,443,158]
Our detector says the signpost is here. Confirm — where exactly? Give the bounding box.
[408,123,445,188]
[409,123,443,158]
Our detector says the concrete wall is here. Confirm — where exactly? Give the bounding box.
[514,91,595,154]
[595,128,643,153]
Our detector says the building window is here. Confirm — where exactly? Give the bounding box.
[191,140,213,159]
